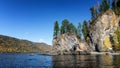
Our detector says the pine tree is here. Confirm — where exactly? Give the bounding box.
[60,25,65,34]
[69,23,77,34]
[82,20,88,41]
[62,19,70,33]
[99,0,110,12]
[77,22,82,40]
[90,6,98,19]
[53,21,59,38]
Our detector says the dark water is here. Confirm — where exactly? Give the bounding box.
[0,53,120,68]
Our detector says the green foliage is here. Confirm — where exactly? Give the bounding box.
[90,7,98,19]
[89,0,111,27]
[60,19,77,34]
[89,18,96,25]
[89,0,111,20]
[99,0,110,12]
[53,21,59,38]
[60,25,65,34]
[53,19,82,40]
[77,22,82,40]
[112,0,120,14]
[82,20,88,40]
[114,28,120,44]
[112,28,120,51]
[68,23,77,34]
[111,0,120,50]
[62,19,70,33]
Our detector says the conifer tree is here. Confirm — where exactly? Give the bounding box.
[90,7,98,19]
[62,19,69,33]
[77,22,82,40]
[53,21,59,38]
[69,23,77,34]
[60,25,65,34]
[99,0,110,12]
[82,20,88,40]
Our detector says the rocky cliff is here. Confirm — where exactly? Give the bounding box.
[89,10,120,52]
[52,33,93,55]
[52,10,120,54]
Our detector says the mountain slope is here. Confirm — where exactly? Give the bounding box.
[0,35,51,53]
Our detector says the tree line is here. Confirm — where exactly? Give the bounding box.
[53,19,82,40]
[90,0,120,21]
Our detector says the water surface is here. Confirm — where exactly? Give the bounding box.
[0,53,120,68]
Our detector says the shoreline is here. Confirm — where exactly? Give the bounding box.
[49,51,120,56]
[0,51,120,56]
[90,52,120,55]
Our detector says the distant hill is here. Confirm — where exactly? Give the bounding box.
[0,35,52,53]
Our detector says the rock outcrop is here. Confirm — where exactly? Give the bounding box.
[52,10,120,55]
[89,10,120,52]
[52,33,93,55]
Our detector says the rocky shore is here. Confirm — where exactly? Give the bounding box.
[90,52,120,55]
[51,10,120,56]
[41,50,120,56]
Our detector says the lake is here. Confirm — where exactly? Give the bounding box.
[0,53,120,68]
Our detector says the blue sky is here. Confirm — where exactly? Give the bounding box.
[0,0,101,45]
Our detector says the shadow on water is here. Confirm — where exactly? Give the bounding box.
[0,53,120,68]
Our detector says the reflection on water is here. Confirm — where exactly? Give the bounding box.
[52,55,120,68]
[0,53,120,68]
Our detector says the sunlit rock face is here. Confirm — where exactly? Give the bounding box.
[52,33,93,55]
[89,10,120,52]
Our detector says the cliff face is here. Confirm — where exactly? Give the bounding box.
[52,10,120,54]
[52,33,93,55]
[89,10,120,52]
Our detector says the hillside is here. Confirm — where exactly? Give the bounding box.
[0,35,51,53]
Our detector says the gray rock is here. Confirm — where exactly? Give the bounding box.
[52,33,93,55]
[89,10,120,52]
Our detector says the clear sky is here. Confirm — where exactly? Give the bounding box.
[0,0,101,45]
